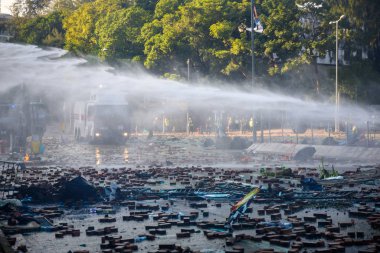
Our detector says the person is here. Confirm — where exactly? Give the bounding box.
[249,117,254,130]
[227,117,232,133]
[164,117,170,132]
[147,129,153,139]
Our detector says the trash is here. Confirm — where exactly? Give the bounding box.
[0,199,22,208]
[134,236,146,243]
[300,177,323,191]
[201,193,231,199]
[104,182,118,201]
[258,221,293,229]
[203,138,214,147]
[58,176,99,201]
[166,160,173,166]
[322,175,344,180]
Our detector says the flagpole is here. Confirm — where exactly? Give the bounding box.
[251,0,255,89]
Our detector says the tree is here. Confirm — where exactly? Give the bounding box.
[7,0,380,103]
[63,2,98,53]
[258,0,334,94]
[51,0,95,14]
[129,0,159,12]
[42,28,65,47]
[328,0,380,71]
[323,0,380,103]
[95,7,150,60]
[140,0,184,72]
[11,0,52,17]
[296,0,334,95]
[141,0,251,79]
[12,10,65,46]
[154,0,184,19]
[63,0,140,55]
[260,0,303,75]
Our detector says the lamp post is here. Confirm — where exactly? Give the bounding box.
[238,1,256,89]
[329,15,345,133]
[186,58,190,81]
[250,0,255,89]
[238,1,262,142]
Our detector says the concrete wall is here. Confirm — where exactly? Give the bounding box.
[247,143,380,163]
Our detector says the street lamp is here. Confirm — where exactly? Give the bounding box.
[186,58,190,81]
[238,0,257,89]
[239,2,263,143]
[329,14,345,133]
[250,0,255,90]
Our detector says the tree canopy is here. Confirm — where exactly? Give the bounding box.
[8,0,380,103]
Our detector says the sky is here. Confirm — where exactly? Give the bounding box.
[0,0,15,14]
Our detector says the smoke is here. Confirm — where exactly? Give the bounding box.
[0,42,374,127]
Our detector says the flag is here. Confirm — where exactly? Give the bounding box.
[253,5,264,33]
[230,187,260,213]
[226,187,260,226]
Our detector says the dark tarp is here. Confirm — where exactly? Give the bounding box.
[58,176,99,201]
[293,147,316,161]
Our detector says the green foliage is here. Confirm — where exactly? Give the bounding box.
[140,0,252,78]
[318,158,339,179]
[12,11,65,46]
[163,72,182,80]
[261,0,303,73]
[8,0,380,103]
[51,0,95,15]
[63,0,149,57]
[96,7,150,60]
[42,28,65,47]
[260,0,335,94]
[130,0,159,12]
[260,167,274,177]
[154,0,184,18]
[63,2,98,53]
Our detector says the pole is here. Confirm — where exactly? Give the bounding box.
[253,113,257,143]
[335,21,339,133]
[268,118,271,143]
[162,115,165,134]
[260,111,263,143]
[9,132,13,153]
[187,59,190,81]
[311,121,314,144]
[249,1,256,142]
[281,112,284,143]
[186,112,189,135]
[367,121,370,147]
[328,121,331,138]
[251,0,255,89]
